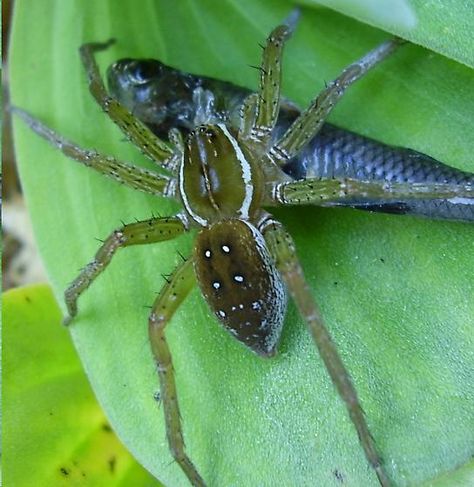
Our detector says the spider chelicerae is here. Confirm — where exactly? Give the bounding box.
[13,10,473,487]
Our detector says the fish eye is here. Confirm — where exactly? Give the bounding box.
[129,60,159,84]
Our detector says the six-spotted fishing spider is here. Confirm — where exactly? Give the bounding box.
[13,10,473,487]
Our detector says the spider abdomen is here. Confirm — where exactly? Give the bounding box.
[194,219,286,356]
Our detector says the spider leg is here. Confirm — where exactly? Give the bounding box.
[269,176,473,207]
[239,93,259,140]
[269,38,404,165]
[240,10,299,146]
[148,257,205,487]
[64,216,187,324]
[253,25,293,136]
[262,217,391,487]
[80,41,177,171]
[12,107,176,197]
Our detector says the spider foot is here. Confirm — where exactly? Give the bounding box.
[82,38,116,53]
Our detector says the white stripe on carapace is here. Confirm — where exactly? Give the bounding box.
[218,123,254,220]
[179,151,209,226]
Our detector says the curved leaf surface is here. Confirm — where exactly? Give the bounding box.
[10,1,474,486]
[2,284,162,487]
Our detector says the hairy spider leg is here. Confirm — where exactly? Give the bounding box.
[148,258,205,487]
[239,92,259,141]
[262,218,390,487]
[239,11,299,147]
[251,22,295,144]
[80,41,178,172]
[271,177,474,207]
[12,107,174,197]
[64,217,187,324]
[269,37,404,165]
[168,127,185,152]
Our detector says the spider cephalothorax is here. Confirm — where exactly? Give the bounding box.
[14,9,473,487]
[180,123,266,224]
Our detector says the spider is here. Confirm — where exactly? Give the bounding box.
[13,10,473,487]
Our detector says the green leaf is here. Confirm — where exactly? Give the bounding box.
[10,1,474,486]
[421,459,474,487]
[303,0,418,30]
[301,0,474,67]
[2,284,162,487]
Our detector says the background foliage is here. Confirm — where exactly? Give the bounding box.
[3,284,162,486]
[10,0,474,485]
